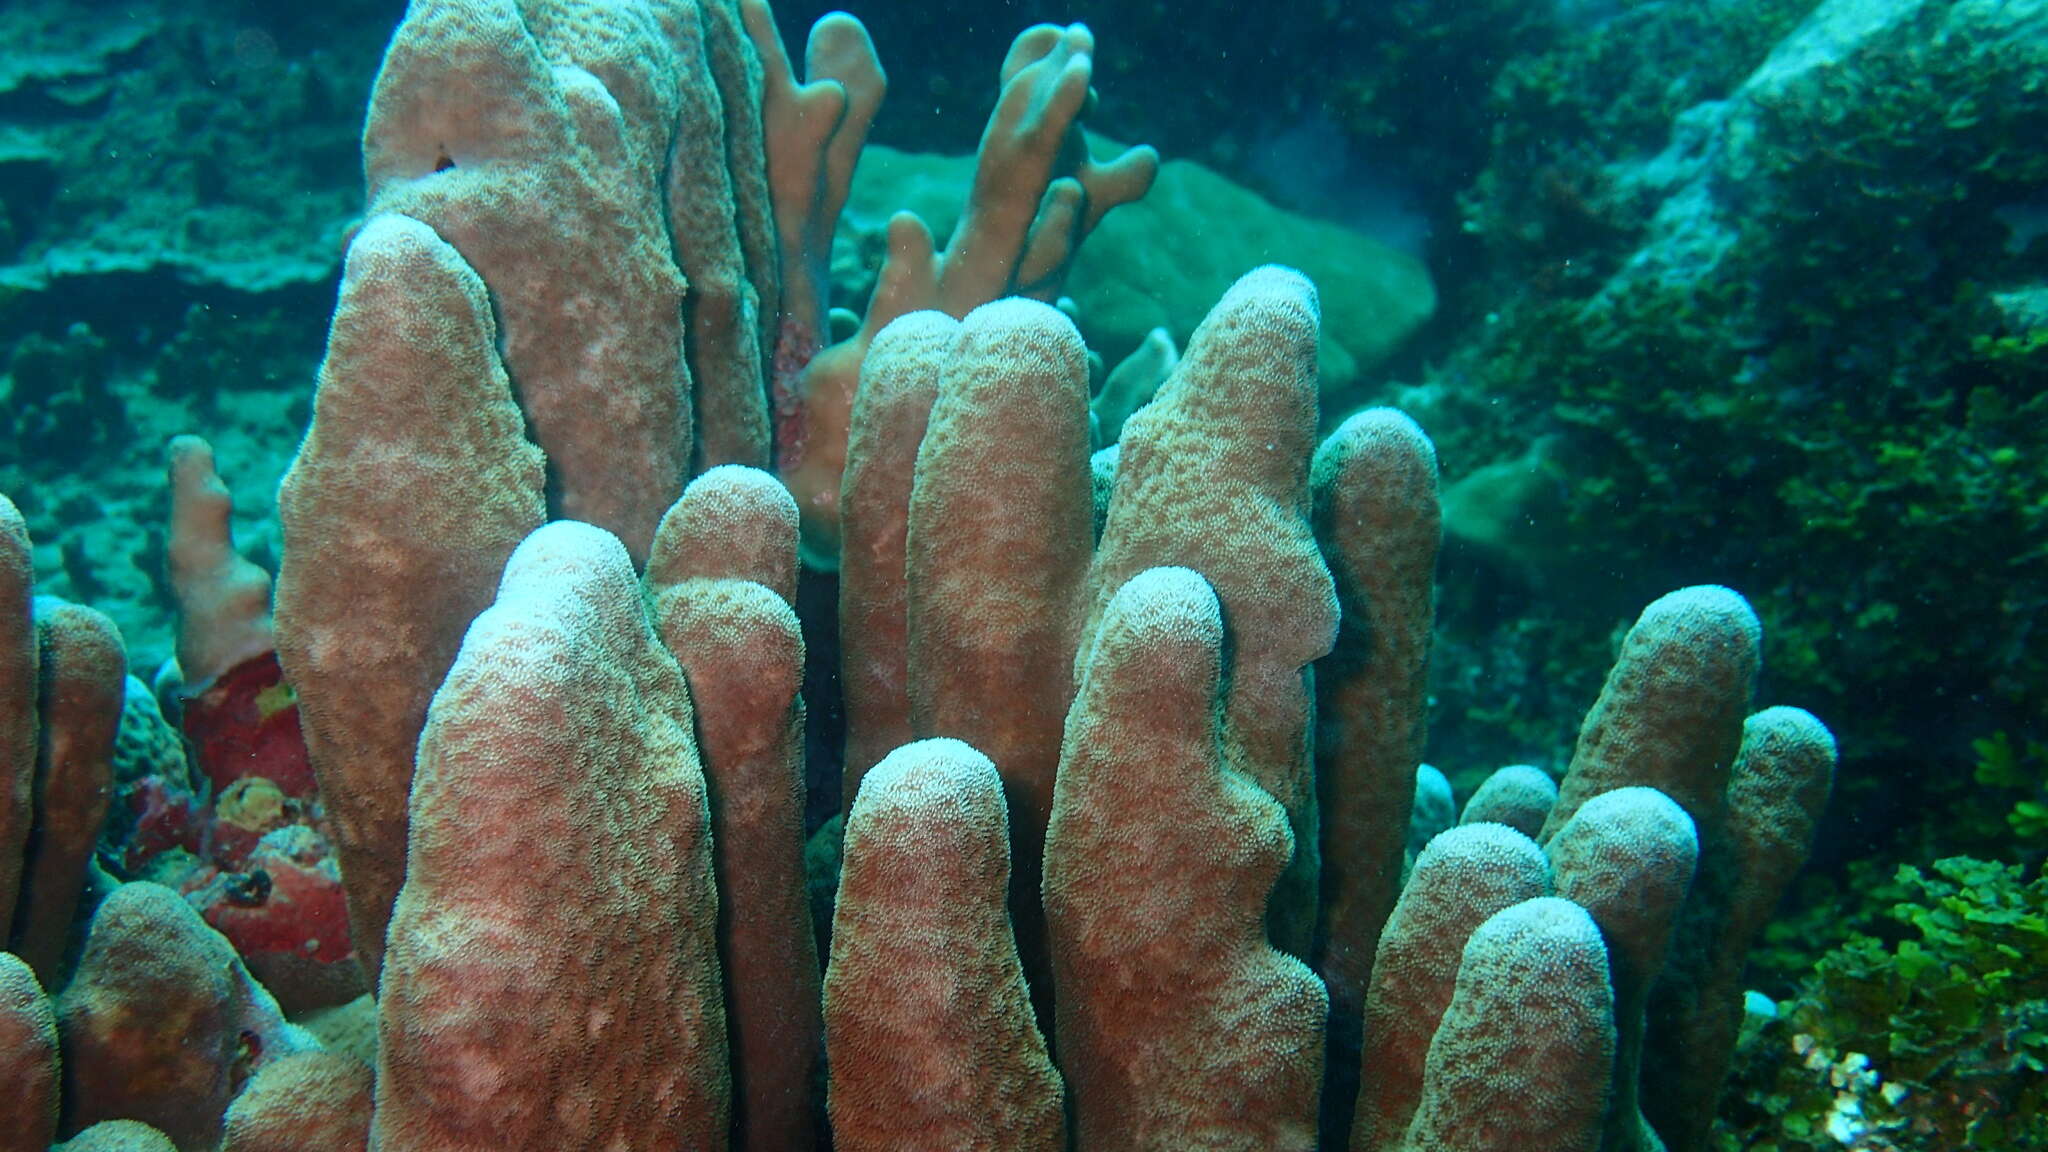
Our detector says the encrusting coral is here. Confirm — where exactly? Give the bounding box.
[219,1051,372,1152]
[0,0,1842,1148]
[53,883,314,1149]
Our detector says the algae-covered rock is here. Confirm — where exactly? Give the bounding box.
[1427,0,2048,775]
[0,0,366,301]
[1604,0,2048,301]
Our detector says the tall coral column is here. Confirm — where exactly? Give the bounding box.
[826,740,1064,1150]
[1046,568,1326,1151]
[1084,266,1337,955]
[374,523,729,1151]
[276,215,545,980]
[1311,407,1440,1123]
[647,467,819,1152]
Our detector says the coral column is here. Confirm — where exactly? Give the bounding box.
[275,215,545,979]
[11,598,123,980]
[1310,407,1441,1141]
[1046,568,1326,1150]
[646,467,819,1152]
[825,739,1064,1151]
[373,523,729,1151]
[1084,266,1337,957]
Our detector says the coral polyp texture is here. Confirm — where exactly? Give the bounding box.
[1046,566,1325,1151]
[825,739,1064,1151]
[0,952,58,1151]
[0,0,1849,1149]
[1392,897,1617,1152]
[374,522,729,1151]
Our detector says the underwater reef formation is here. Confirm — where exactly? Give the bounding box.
[0,0,1433,669]
[2,280,1831,1152]
[241,225,1826,1148]
[0,0,1866,1149]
